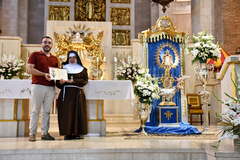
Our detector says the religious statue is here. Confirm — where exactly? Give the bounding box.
[159,50,178,105]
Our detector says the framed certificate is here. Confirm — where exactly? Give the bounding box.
[49,67,68,80]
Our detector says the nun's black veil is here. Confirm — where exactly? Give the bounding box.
[62,50,84,67]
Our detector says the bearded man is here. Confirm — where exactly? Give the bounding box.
[27,36,58,142]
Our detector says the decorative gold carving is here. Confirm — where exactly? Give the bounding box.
[139,16,185,43]
[49,0,70,2]
[111,8,130,25]
[164,111,173,120]
[111,0,130,3]
[53,24,105,80]
[112,30,130,46]
[48,6,70,20]
[75,0,106,21]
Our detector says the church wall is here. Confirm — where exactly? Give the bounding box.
[221,0,240,55]
[0,0,2,35]
[18,0,28,44]
[134,0,151,38]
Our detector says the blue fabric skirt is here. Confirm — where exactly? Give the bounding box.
[135,122,201,135]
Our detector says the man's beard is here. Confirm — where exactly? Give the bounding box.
[43,46,51,52]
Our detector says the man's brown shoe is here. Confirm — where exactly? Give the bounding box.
[29,135,36,142]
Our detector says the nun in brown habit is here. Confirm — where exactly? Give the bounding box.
[56,50,88,140]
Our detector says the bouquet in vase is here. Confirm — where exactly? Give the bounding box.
[134,73,160,105]
[188,31,221,64]
[0,55,25,79]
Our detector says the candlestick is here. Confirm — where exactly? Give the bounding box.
[127,56,132,63]
[0,42,3,63]
[113,57,117,63]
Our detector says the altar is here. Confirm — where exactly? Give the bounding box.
[0,80,134,137]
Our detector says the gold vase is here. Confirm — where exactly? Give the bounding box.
[137,103,151,135]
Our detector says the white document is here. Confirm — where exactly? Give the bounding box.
[49,67,68,80]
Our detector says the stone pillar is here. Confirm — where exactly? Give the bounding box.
[27,0,45,44]
[0,1,2,35]
[191,0,214,34]
[150,3,160,26]
[1,0,19,36]
[18,0,28,43]
[134,0,151,38]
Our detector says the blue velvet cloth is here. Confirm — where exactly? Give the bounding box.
[135,122,201,135]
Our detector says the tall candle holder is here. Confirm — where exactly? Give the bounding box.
[193,62,214,130]
[113,57,118,80]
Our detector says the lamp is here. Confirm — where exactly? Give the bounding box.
[152,0,174,13]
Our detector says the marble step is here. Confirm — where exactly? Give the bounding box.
[105,114,139,126]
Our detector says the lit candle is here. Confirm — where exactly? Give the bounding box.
[103,56,106,62]
[113,57,117,63]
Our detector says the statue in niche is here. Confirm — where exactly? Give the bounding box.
[86,0,94,19]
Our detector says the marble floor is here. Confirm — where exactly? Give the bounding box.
[0,126,239,160]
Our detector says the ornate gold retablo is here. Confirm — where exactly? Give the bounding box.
[53,24,105,80]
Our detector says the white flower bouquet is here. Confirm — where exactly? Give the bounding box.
[134,73,160,105]
[217,82,240,139]
[116,61,146,83]
[0,55,25,79]
[188,31,220,63]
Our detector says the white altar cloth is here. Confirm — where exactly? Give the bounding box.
[0,80,134,100]
[85,80,134,100]
[0,80,31,99]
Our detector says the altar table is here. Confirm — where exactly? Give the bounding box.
[0,80,134,137]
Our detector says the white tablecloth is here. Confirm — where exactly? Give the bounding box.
[0,80,134,100]
[0,80,31,99]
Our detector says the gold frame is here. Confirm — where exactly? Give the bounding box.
[159,107,178,123]
[48,5,70,20]
[139,16,185,44]
[112,29,131,46]
[186,93,202,108]
[75,0,106,21]
[110,8,130,25]
[111,0,130,3]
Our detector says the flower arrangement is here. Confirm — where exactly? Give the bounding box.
[116,61,146,83]
[217,81,240,140]
[188,31,221,63]
[134,73,160,105]
[0,55,25,79]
